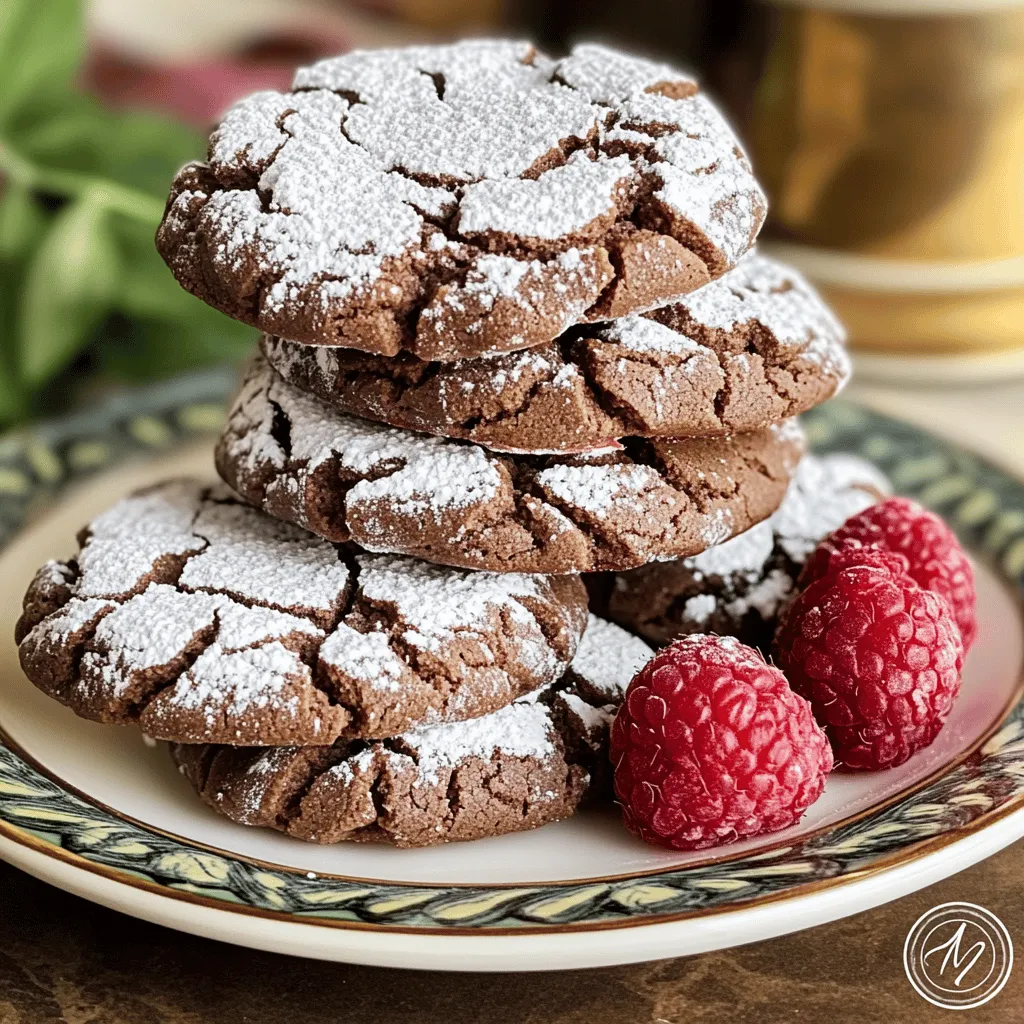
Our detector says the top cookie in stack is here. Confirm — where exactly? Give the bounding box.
[156,40,766,360]
[155,39,847,575]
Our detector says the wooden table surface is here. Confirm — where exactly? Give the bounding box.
[3,376,1023,1021]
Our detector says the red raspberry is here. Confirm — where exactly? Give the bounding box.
[609,635,832,851]
[802,543,911,584]
[774,564,964,770]
[801,497,977,650]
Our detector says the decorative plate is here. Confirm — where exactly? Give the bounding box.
[1,370,1023,972]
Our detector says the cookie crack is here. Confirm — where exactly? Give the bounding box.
[121,612,223,721]
[455,358,574,435]
[520,459,675,555]
[420,70,446,101]
[563,338,652,435]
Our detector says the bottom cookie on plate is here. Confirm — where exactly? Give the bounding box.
[171,616,651,847]
[590,454,890,651]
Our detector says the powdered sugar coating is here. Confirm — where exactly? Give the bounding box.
[609,252,849,382]
[319,625,407,694]
[17,479,589,744]
[569,613,651,700]
[171,615,647,845]
[395,688,555,786]
[553,44,691,104]
[218,359,805,574]
[261,253,848,452]
[218,360,806,573]
[535,463,661,521]
[686,519,775,579]
[601,454,890,650]
[690,452,888,576]
[76,480,204,599]
[557,690,614,739]
[600,315,703,355]
[158,40,765,360]
[773,453,890,563]
[157,642,313,734]
[457,152,633,240]
[354,553,560,678]
[181,499,351,618]
[683,593,717,625]
[223,359,502,524]
[30,597,114,644]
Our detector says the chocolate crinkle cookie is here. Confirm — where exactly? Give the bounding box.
[156,40,765,361]
[171,615,651,846]
[262,252,849,453]
[216,358,805,574]
[590,454,890,650]
[15,480,589,746]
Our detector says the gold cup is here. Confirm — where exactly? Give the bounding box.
[750,2,1024,357]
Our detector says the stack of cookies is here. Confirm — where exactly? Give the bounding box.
[16,40,876,848]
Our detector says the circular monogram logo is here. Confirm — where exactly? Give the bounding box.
[904,902,1013,1010]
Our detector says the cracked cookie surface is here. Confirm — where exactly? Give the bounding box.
[171,614,652,846]
[262,253,849,453]
[16,480,588,745]
[216,358,805,574]
[156,40,765,361]
[590,454,890,650]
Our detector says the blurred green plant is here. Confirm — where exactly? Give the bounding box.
[0,0,256,427]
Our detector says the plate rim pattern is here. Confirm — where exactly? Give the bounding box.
[2,373,1024,933]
